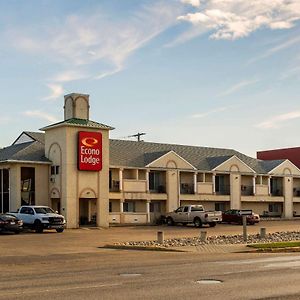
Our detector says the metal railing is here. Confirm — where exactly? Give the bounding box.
[180,183,194,194]
[215,184,230,195]
[241,185,254,196]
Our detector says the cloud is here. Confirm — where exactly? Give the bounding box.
[22,110,59,123]
[181,0,200,7]
[51,70,88,83]
[218,79,258,97]
[7,2,182,82]
[42,84,64,101]
[248,35,300,64]
[177,0,300,42]
[256,110,300,129]
[0,116,12,124]
[191,107,227,118]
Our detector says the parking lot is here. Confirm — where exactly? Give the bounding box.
[1,219,300,257]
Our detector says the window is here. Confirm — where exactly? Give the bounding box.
[175,207,184,213]
[191,206,204,212]
[150,202,161,213]
[51,165,60,175]
[183,206,189,212]
[123,201,136,212]
[215,202,226,212]
[109,201,112,213]
[149,172,164,192]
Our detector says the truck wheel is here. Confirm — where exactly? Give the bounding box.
[56,228,64,233]
[194,218,202,228]
[166,217,174,226]
[34,220,44,233]
[209,222,216,227]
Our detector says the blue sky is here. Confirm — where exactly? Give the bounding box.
[1,0,300,157]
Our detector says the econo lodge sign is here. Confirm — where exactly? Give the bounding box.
[78,131,102,171]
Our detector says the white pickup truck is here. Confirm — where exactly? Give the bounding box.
[10,206,66,233]
[165,205,222,227]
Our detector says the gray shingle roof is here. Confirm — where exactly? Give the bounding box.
[0,131,286,172]
[0,141,50,163]
[109,139,283,173]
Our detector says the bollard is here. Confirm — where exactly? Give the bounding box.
[242,215,247,242]
[157,231,164,244]
[260,227,266,239]
[200,231,207,242]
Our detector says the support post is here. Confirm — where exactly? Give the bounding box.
[200,231,207,242]
[242,215,247,242]
[260,227,266,239]
[157,231,164,244]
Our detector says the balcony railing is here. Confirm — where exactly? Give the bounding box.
[150,185,166,193]
[241,185,254,196]
[271,189,283,196]
[180,183,194,194]
[293,189,300,197]
[109,180,120,192]
[215,184,230,195]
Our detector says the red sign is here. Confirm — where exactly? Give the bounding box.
[78,131,102,171]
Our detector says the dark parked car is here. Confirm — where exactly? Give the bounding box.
[222,209,260,225]
[0,214,23,234]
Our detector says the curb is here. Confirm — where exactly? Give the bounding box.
[100,245,187,252]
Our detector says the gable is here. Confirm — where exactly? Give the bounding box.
[269,160,300,176]
[146,151,196,170]
[212,155,255,173]
[13,133,35,145]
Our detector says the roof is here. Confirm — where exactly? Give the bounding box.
[109,139,283,173]
[40,118,114,131]
[0,131,286,172]
[0,141,50,163]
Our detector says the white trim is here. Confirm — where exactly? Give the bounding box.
[145,150,196,170]
[212,155,256,173]
[268,159,300,175]
[1,160,51,165]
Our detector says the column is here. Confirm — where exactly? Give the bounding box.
[194,172,197,194]
[119,169,123,191]
[146,170,150,192]
[146,200,151,223]
[212,173,216,194]
[252,176,256,195]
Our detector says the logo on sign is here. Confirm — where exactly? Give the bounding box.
[78,132,102,171]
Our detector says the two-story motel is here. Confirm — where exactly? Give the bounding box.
[1,93,300,228]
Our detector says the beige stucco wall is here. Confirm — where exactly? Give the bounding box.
[197,182,213,194]
[214,156,255,174]
[255,185,269,196]
[166,169,179,212]
[44,125,110,228]
[123,180,147,192]
[283,176,293,218]
[241,202,269,215]
[148,152,195,170]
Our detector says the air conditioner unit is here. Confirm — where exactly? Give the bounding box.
[50,176,56,183]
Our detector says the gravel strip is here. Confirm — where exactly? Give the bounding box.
[114,231,300,248]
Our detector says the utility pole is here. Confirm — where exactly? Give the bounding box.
[129,132,146,142]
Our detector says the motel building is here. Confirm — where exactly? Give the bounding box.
[1,93,300,228]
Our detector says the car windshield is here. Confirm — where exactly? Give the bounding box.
[191,206,204,212]
[0,214,16,221]
[34,207,55,214]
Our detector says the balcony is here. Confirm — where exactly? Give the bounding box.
[216,184,230,195]
[150,185,166,193]
[109,180,120,192]
[271,189,283,197]
[241,185,254,196]
[123,180,147,193]
[180,183,194,194]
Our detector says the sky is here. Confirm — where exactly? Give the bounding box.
[1,0,300,157]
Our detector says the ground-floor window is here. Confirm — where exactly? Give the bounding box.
[215,202,226,212]
[123,201,135,212]
[0,169,10,213]
[21,167,35,205]
[150,202,161,213]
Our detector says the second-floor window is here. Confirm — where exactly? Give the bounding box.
[51,165,60,175]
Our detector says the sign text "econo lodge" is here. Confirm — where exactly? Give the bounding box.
[78,131,102,171]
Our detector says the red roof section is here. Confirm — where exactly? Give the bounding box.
[257,147,300,168]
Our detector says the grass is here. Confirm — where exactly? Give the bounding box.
[248,241,300,249]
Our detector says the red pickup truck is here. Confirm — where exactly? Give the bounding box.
[222,209,260,225]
